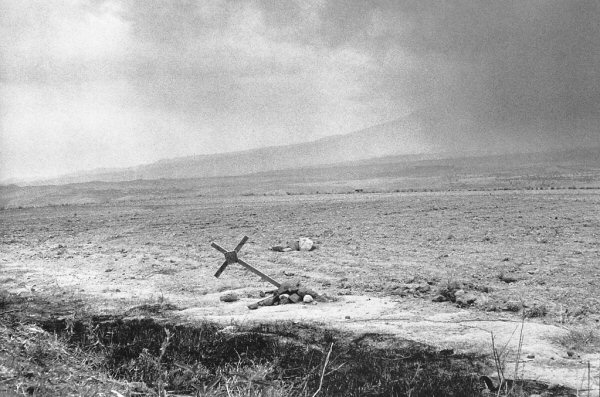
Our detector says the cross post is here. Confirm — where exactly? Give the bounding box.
[211,236,281,288]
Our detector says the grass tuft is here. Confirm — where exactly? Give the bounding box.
[554,326,600,353]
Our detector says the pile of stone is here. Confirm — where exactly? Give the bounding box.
[270,237,314,252]
[248,280,319,310]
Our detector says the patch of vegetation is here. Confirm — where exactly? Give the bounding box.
[1,288,490,396]
[524,304,547,318]
[435,279,489,303]
[32,317,487,396]
[0,289,27,312]
[554,326,600,353]
[0,314,124,396]
[436,279,463,302]
[504,301,522,313]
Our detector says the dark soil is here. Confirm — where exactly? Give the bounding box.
[40,316,485,396]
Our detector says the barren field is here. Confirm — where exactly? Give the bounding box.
[1,189,599,395]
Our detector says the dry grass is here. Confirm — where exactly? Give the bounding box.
[0,315,125,396]
[555,326,600,354]
[0,289,487,396]
[483,318,588,397]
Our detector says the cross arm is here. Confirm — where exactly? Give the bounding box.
[237,259,281,288]
[214,260,229,278]
[234,236,249,252]
[211,242,228,254]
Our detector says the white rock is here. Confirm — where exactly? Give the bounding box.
[279,293,290,304]
[303,294,314,303]
[299,237,314,251]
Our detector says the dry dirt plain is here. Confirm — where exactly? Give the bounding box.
[1,189,600,392]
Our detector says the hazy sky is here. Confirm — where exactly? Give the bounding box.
[1,1,599,181]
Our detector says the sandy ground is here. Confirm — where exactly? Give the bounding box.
[177,293,599,392]
[3,254,598,393]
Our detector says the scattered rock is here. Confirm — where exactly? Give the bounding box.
[247,281,321,309]
[220,292,239,303]
[454,290,477,306]
[272,237,316,252]
[526,354,535,359]
[289,293,301,303]
[258,296,276,307]
[247,303,259,310]
[278,281,300,295]
[345,315,351,319]
[388,282,436,298]
[432,294,448,302]
[299,237,314,251]
[498,273,520,283]
[279,294,290,304]
[298,286,318,298]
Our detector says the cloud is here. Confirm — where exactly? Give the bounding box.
[0,0,131,84]
[371,1,600,126]
[1,0,386,180]
[1,0,599,180]
[314,0,600,151]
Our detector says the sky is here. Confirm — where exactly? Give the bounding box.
[1,0,599,181]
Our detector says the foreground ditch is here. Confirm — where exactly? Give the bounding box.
[18,315,574,397]
[36,316,484,396]
[0,290,579,396]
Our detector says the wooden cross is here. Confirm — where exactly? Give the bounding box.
[211,236,281,288]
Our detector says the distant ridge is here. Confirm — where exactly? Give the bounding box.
[26,116,430,185]
[1,145,598,209]
[12,108,600,186]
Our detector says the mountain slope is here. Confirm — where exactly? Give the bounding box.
[33,116,429,185]
[22,107,600,186]
[2,146,598,208]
